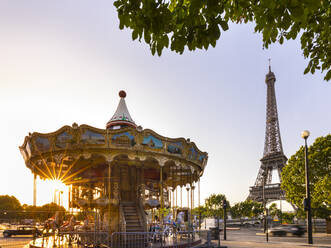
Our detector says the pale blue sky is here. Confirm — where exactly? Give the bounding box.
[0,0,330,207]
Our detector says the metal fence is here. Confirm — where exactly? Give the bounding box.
[26,230,110,248]
[0,230,211,248]
[1,210,212,248]
[110,230,208,248]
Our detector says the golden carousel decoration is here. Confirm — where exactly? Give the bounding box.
[19,90,208,233]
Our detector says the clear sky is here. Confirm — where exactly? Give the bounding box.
[0,0,330,208]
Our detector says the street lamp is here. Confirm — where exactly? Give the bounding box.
[301,130,313,244]
[222,200,227,240]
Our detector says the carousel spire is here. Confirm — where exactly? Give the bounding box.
[106,90,137,130]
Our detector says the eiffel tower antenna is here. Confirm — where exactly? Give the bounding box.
[247,64,287,203]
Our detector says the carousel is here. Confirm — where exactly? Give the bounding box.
[19,90,208,237]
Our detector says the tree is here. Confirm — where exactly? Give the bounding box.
[114,0,331,80]
[205,194,229,218]
[268,203,281,219]
[251,201,264,218]
[282,212,295,224]
[38,203,66,221]
[192,205,208,217]
[230,200,263,220]
[192,205,208,228]
[281,134,331,219]
[0,195,22,219]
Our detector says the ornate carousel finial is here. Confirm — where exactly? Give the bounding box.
[119,90,126,98]
[106,90,137,130]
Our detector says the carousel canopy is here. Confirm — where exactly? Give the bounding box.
[19,91,208,187]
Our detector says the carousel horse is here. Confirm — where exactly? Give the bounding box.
[163,213,175,237]
[60,216,77,231]
[43,212,64,234]
[176,212,185,231]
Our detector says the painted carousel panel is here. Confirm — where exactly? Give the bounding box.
[142,135,163,149]
[188,146,198,160]
[167,142,183,154]
[34,136,50,152]
[198,154,206,162]
[111,131,135,146]
[80,130,105,145]
[55,131,73,148]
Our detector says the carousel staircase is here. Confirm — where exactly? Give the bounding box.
[122,202,144,232]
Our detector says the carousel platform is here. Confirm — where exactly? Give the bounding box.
[28,235,202,248]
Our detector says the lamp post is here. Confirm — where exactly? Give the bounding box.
[264,208,269,242]
[301,130,313,244]
[222,200,227,240]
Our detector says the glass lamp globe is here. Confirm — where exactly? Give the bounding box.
[301,130,310,139]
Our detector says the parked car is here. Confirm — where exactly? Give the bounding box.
[268,224,305,237]
[3,226,42,237]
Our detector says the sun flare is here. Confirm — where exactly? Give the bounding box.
[50,179,67,192]
[39,179,69,209]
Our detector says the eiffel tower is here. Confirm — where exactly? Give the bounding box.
[247,64,287,203]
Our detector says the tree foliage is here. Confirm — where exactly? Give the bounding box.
[268,203,282,219]
[230,200,263,219]
[281,134,331,219]
[204,193,229,217]
[0,195,66,221]
[0,195,22,219]
[192,205,208,217]
[0,195,21,210]
[282,211,295,224]
[114,0,331,80]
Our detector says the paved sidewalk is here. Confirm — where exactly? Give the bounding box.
[209,228,331,248]
[219,239,331,248]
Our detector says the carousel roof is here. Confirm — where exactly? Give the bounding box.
[106,90,137,129]
[19,90,208,186]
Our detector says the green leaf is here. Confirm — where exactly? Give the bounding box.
[113,1,121,8]
[324,70,331,81]
[279,36,284,44]
[132,30,138,41]
[151,43,156,55]
[289,6,304,20]
[157,42,163,56]
[162,35,169,48]
[304,66,310,74]
[144,31,151,44]
[220,21,229,31]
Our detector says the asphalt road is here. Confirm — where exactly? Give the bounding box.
[0,231,32,248]
[213,227,331,248]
